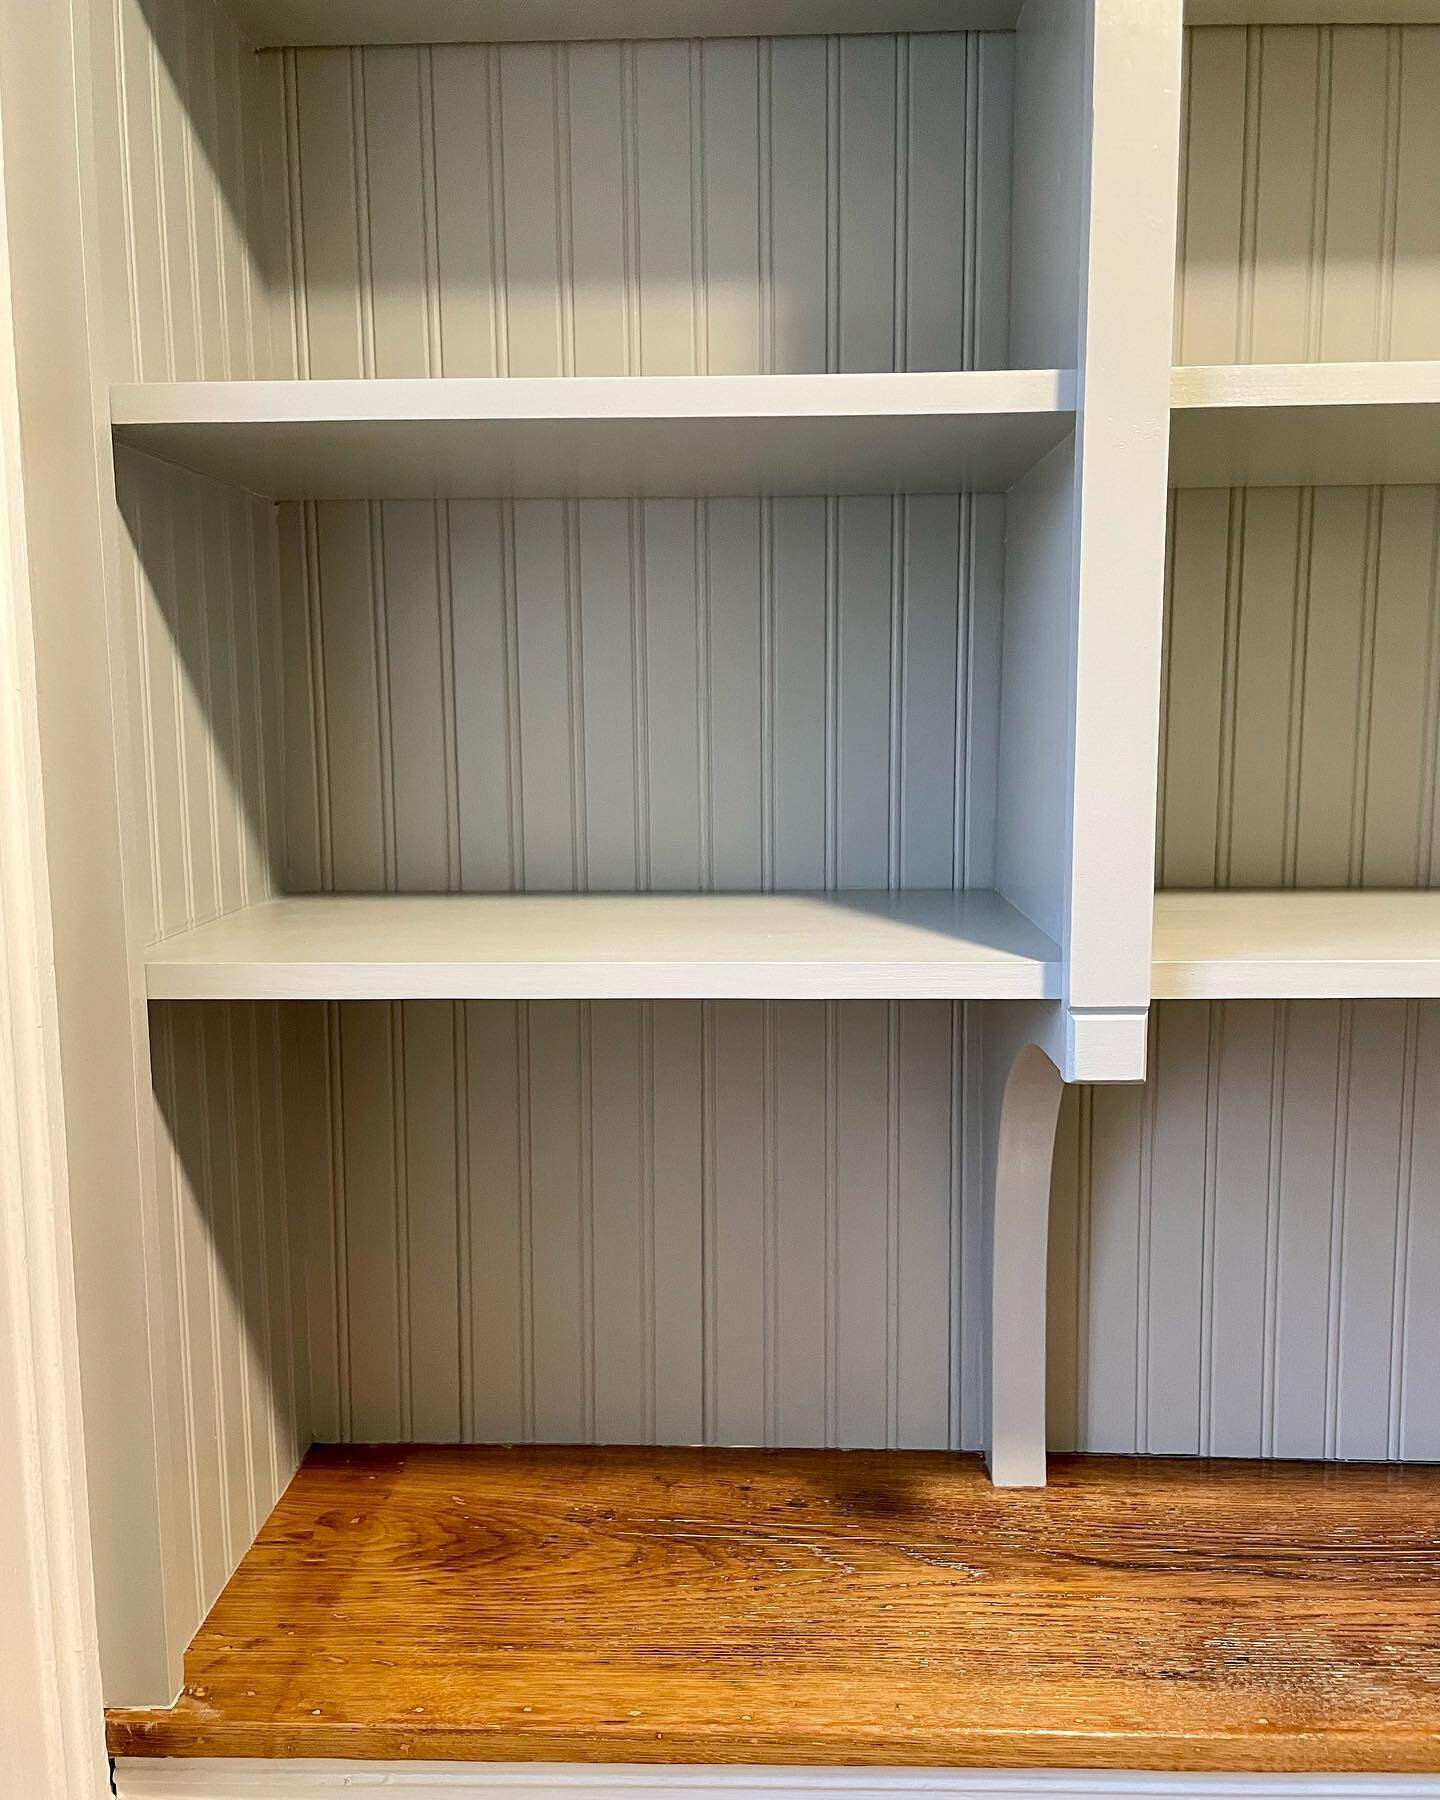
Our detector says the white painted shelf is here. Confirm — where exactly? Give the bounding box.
[111,373,1076,503]
[143,892,1063,1003]
[1188,3,1440,20]
[1170,362,1440,489]
[224,0,1023,45]
[1151,891,1440,1000]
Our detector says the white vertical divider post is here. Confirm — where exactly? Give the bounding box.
[983,0,1183,1484]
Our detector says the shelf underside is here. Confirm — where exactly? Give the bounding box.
[1152,891,1440,999]
[112,374,1075,502]
[143,892,1061,1001]
[1170,362,1440,488]
[224,1,1024,45]
[105,1444,1440,1770]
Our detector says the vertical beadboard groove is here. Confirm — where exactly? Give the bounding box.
[1163,483,1440,892]
[1387,1001,1419,1459]
[284,494,1005,893]
[277,34,1007,378]
[578,1003,597,1442]
[419,49,444,378]
[218,1014,257,1539]
[326,1002,353,1440]
[1324,1003,1354,1460]
[1375,28,1402,361]
[887,499,905,890]
[1197,1003,1223,1455]
[1054,999,1440,1463]
[762,1003,779,1447]
[1260,1001,1287,1458]
[1179,23,1440,364]
[157,1019,204,1622]
[1213,489,1245,888]
[516,1004,537,1441]
[1306,30,1332,363]
[390,1004,412,1438]
[1351,488,1383,883]
[639,1003,657,1442]
[700,1002,718,1444]
[283,52,311,379]
[455,1003,474,1438]
[565,502,588,892]
[947,1004,965,1451]
[1133,1052,1156,1453]
[885,1002,901,1450]
[436,506,462,891]
[822,1003,838,1447]
[1282,491,1314,889]
[1421,494,1440,884]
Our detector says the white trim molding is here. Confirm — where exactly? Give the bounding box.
[0,6,110,1793]
[112,1765,1440,1800]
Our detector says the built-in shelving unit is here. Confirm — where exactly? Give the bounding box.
[143,891,1061,1001]
[112,372,1076,501]
[1170,362,1440,487]
[11,0,1440,1791]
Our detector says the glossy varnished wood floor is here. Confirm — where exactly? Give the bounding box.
[106,1445,1440,1770]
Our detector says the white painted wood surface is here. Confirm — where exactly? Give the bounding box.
[1153,892,1440,998]
[981,1020,1064,1485]
[143,893,1060,1000]
[1189,5,1440,30]
[110,1760,1440,1800]
[1171,363,1440,488]
[0,12,111,1791]
[1002,0,1184,1083]
[113,373,1075,499]
[227,1,1024,47]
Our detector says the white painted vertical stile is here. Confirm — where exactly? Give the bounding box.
[1059,0,1184,1082]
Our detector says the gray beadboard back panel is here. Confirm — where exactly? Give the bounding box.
[276,494,1004,895]
[148,1000,306,1652]
[278,34,1014,379]
[116,448,287,944]
[109,0,290,382]
[1159,485,1440,891]
[1050,1000,1440,1463]
[1176,25,1440,365]
[289,998,987,1453]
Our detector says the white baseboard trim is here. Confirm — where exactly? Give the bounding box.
[111,1764,1440,1800]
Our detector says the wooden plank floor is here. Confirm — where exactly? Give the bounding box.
[106,1445,1440,1770]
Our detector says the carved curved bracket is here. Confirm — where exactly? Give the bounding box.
[982,1020,1066,1488]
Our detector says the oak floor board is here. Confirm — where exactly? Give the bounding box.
[105,1446,1440,1770]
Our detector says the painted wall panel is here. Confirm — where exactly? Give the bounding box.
[1176,25,1440,364]
[290,998,976,1453]
[110,0,289,382]
[148,1001,305,1639]
[279,34,1014,379]
[277,495,1004,895]
[1049,1000,1440,1463]
[1159,484,1440,891]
